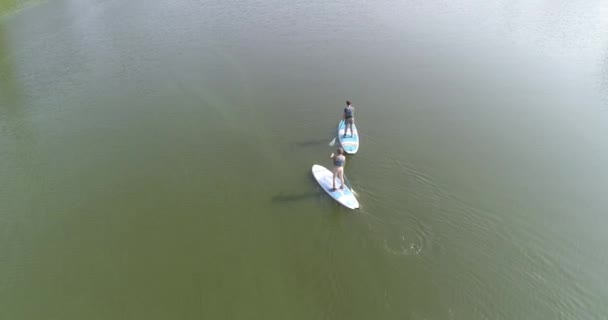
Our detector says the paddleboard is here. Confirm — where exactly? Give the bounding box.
[312,164,359,209]
[337,119,359,154]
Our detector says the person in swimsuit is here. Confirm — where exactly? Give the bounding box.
[343,100,355,138]
[330,148,346,191]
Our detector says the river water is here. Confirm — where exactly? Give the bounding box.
[1,0,608,319]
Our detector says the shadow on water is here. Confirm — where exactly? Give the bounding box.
[295,138,332,147]
[271,172,321,204]
[271,192,319,203]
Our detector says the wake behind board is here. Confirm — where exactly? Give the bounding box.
[337,119,359,154]
[312,164,359,209]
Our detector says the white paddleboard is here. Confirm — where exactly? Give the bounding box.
[337,119,359,154]
[312,164,359,209]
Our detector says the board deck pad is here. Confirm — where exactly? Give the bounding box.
[312,164,359,209]
[337,119,359,154]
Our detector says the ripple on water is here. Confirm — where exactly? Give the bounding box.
[359,155,446,259]
[383,232,424,256]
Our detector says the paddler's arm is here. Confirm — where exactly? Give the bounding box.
[330,153,335,159]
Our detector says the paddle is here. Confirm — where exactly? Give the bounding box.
[344,175,358,196]
[328,137,336,147]
[328,121,341,146]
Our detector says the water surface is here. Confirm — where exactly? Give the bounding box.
[1,0,608,319]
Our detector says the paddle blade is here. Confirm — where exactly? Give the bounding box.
[328,137,336,147]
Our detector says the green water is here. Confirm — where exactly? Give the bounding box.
[2,0,608,319]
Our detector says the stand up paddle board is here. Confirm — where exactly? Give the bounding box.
[337,119,359,154]
[312,164,359,209]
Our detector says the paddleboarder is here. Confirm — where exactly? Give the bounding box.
[330,148,346,191]
[343,100,355,137]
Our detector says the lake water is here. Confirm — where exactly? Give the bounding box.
[2,0,608,319]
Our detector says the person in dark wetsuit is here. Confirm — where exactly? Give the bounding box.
[343,100,355,137]
[330,148,346,191]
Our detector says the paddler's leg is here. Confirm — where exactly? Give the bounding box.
[344,121,348,137]
[332,167,337,191]
[344,118,351,137]
[338,167,345,189]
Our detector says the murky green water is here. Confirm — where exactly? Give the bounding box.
[2,0,608,319]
